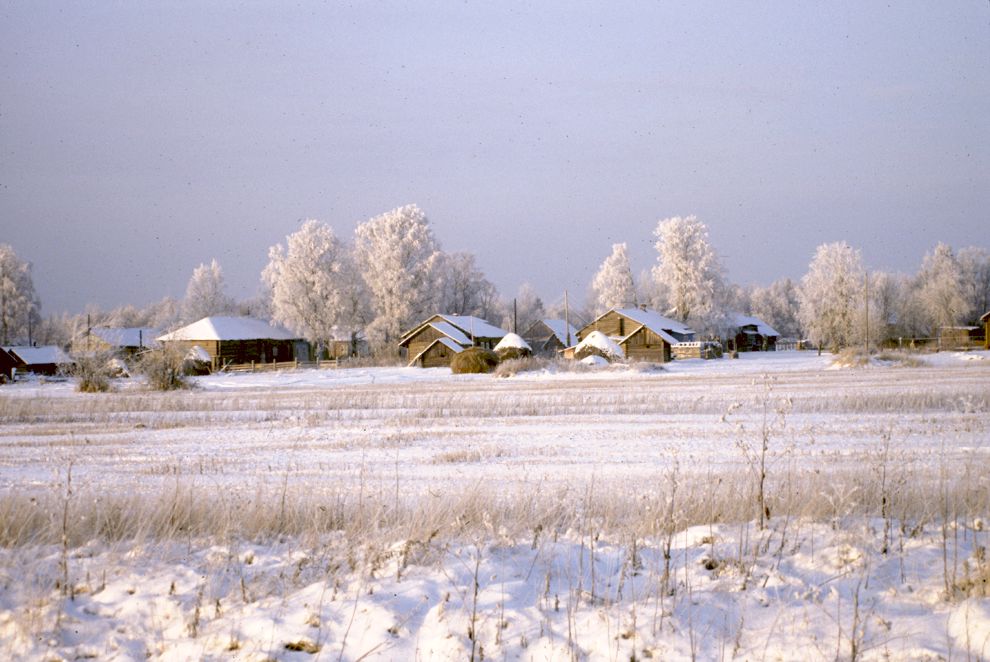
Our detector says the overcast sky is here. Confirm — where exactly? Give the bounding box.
[2,1,988,314]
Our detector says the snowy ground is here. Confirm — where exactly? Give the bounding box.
[1,350,989,660]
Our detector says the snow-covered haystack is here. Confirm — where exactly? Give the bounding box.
[580,354,610,367]
[182,345,213,375]
[573,330,624,362]
[494,333,532,361]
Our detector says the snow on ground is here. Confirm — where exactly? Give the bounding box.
[2,520,988,660]
[1,350,988,659]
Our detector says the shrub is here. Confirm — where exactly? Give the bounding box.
[72,352,115,393]
[138,347,189,391]
[494,356,550,377]
[450,347,499,374]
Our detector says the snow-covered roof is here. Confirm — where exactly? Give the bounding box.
[428,322,472,347]
[4,345,73,365]
[575,330,625,359]
[614,308,694,338]
[730,314,780,338]
[618,325,679,346]
[494,333,532,352]
[437,314,507,340]
[89,327,161,348]
[541,319,579,346]
[157,317,299,342]
[407,336,465,366]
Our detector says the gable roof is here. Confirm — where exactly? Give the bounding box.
[613,308,694,337]
[4,345,73,365]
[618,324,679,346]
[539,319,579,346]
[435,314,507,340]
[157,317,299,342]
[408,336,465,366]
[400,314,508,346]
[729,313,780,338]
[89,327,161,348]
[982,310,990,323]
[428,321,473,346]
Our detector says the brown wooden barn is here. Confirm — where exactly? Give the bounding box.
[399,314,508,367]
[728,314,780,352]
[157,317,305,371]
[522,319,579,356]
[0,347,17,381]
[3,345,74,376]
[576,307,694,363]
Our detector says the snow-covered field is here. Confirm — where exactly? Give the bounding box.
[1,351,988,660]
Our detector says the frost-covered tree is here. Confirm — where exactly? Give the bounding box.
[183,259,235,322]
[750,278,801,339]
[438,252,498,318]
[651,215,728,333]
[263,220,367,353]
[915,242,966,334]
[0,244,41,345]
[144,297,182,330]
[589,243,636,315]
[798,242,865,351]
[353,204,444,350]
[957,246,990,322]
[502,283,546,333]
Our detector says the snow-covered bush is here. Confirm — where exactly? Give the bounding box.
[138,346,188,391]
[72,352,115,393]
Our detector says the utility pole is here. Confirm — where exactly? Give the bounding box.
[513,298,517,334]
[564,290,571,346]
[864,271,870,356]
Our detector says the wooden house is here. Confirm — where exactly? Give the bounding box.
[983,311,990,350]
[522,319,579,356]
[0,347,17,381]
[157,316,305,371]
[399,314,508,368]
[72,327,160,359]
[576,307,694,363]
[728,314,780,352]
[3,345,74,376]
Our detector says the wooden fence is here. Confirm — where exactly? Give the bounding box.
[222,358,344,373]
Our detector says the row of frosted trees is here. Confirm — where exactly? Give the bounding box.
[2,207,987,354]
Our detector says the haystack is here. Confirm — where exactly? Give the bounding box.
[450,347,500,374]
[573,330,625,362]
[494,333,533,361]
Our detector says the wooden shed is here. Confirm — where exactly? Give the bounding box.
[728,314,780,352]
[157,316,304,371]
[576,308,693,363]
[3,345,74,376]
[983,311,990,350]
[522,319,579,356]
[0,347,17,381]
[399,314,508,367]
